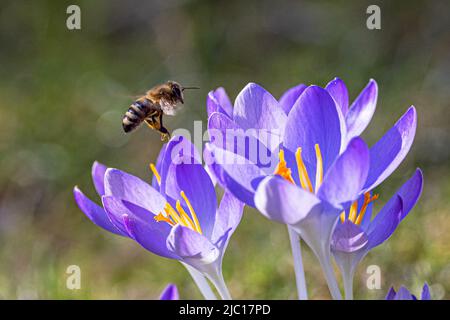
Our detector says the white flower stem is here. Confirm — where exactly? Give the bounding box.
[207,269,232,300]
[343,270,354,300]
[287,226,308,300]
[317,251,342,300]
[182,263,217,300]
[338,256,356,300]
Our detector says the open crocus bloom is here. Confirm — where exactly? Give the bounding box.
[206,79,415,209]
[74,136,243,300]
[248,85,417,299]
[386,283,431,300]
[331,169,423,299]
[205,79,388,299]
[206,83,416,299]
[159,284,179,300]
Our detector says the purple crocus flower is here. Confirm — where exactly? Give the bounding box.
[386,283,431,300]
[159,284,179,300]
[74,136,244,300]
[332,169,423,299]
[206,81,416,299]
[206,78,381,207]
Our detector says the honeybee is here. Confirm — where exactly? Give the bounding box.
[122,81,198,141]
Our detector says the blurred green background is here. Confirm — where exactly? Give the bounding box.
[0,0,449,299]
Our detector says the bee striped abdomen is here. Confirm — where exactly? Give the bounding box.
[122,99,151,133]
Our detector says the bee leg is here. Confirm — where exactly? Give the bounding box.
[145,119,156,130]
[159,127,170,142]
[158,113,171,142]
[145,116,169,142]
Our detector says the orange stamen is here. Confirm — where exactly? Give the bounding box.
[181,191,202,234]
[164,203,183,225]
[274,149,295,184]
[314,144,323,193]
[355,193,379,225]
[154,212,175,226]
[150,163,161,185]
[340,211,346,223]
[295,148,313,192]
[348,201,358,223]
[176,200,196,231]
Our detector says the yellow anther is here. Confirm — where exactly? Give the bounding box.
[295,148,313,193]
[348,201,358,223]
[355,193,379,225]
[314,144,323,193]
[176,200,196,231]
[164,203,183,225]
[154,191,204,235]
[340,211,346,223]
[154,212,175,226]
[274,149,295,184]
[150,163,161,185]
[181,191,203,234]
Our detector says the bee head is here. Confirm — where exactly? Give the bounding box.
[167,81,184,104]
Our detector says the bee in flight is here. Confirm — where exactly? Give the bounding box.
[122,81,198,141]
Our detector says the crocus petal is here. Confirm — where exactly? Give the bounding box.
[159,284,179,300]
[254,176,322,225]
[398,168,423,220]
[331,220,368,253]
[73,187,125,236]
[102,196,166,234]
[317,137,370,208]
[421,283,431,300]
[211,191,244,251]
[385,287,397,300]
[325,77,349,115]
[101,196,129,235]
[284,85,342,185]
[207,88,233,118]
[159,136,202,197]
[123,213,178,259]
[208,111,239,151]
[372,168,423,228]
[210,125,276,170]
[345,79,378,140]
[92,161,108,196]
[364,106,417,191]
[204,163,217,186]
[366,196,403,249]
[104,168,166,214]
[278,83,307,115]
[164,162,217,238]
[208,111,237,132]
[233,83,287,132]
[166,225,220,265]
[214,88,233,116]
[204,143,266,207]
[394,286,414,300]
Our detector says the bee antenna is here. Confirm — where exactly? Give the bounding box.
[181,86,200,91]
